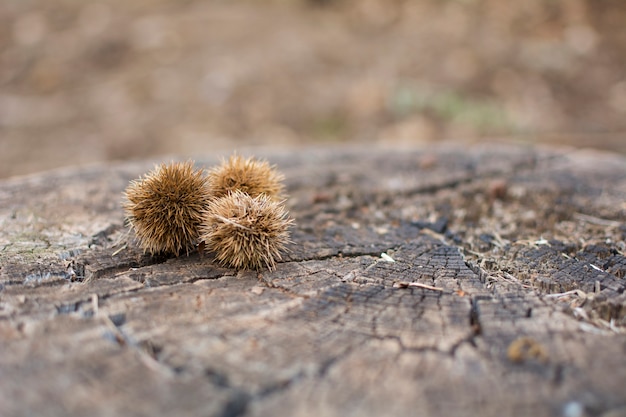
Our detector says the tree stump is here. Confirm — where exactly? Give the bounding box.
[1,144,625,417]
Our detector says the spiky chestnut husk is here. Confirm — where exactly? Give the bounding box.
[208,154,285,200]
[123,161,210,256]
[200,190,293,270]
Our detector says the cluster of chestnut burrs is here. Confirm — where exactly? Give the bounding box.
[122,155,293,271]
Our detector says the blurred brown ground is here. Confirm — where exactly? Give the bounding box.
[1,0,625,178]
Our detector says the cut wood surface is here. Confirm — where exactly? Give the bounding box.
[1,144,625,417]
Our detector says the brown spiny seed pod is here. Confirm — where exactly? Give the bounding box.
[200,190,293,270]
[123,161,210,256]
[208,154,285,200]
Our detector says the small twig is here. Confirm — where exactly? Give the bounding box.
[394,281,445,291]
[91,294,99,316]
[544,289,587,299]
[573,212,622,228]
[380,252,395,263]
[419,228,448,244]
[491,231,509,248]
[463,248,485,257]
[501,272,536,289]
[364,260,379,272]
[111,243,127,257]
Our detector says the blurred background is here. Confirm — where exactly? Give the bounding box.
[1,0,625,178]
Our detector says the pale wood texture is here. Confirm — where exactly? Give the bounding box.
[1,144,625,417]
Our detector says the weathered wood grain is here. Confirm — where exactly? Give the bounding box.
[1,144,625,417]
